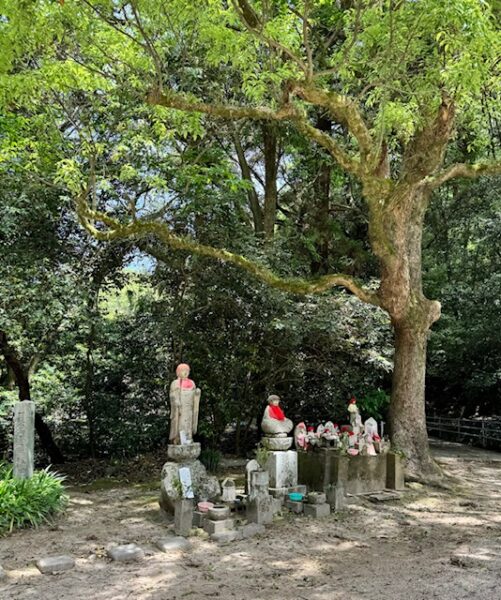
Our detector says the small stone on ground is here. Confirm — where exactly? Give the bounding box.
[107,544,144,562]
[36,556,75,574]
[155,537,191,552]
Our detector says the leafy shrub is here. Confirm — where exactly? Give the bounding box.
[358,388,390,421]
[200,449,221,473]
[0,464,68,535]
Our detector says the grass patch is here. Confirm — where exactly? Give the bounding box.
[0,464,68,535]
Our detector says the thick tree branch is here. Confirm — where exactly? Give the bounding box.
[76,197,380,307]
[147,88,364,177]
[425,161,501,189]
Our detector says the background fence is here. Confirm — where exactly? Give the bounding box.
[427,416,501,451]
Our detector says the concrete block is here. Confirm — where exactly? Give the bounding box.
[386,453,405,490]
[193,510,207,528]
[285,500,303,514]
[36,556,75,574]
[306,492,326,504]
[326,483,346,511]
[304,503,331,518]
[155,537,191,552]
[204,518,234,535]
[107,544,144,562]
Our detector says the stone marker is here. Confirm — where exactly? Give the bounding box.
[265,450,298,489]
[107,544,144,562]
[36,555,75,574]
[155,537,191,552]
[304,503,331,518]
[174,498,194,537]
[13,401,36,479]
[193,510,207,529]
[221,478,237,502]
[245,459,260,494]
[248,469,269,500]
[364,417,378,438]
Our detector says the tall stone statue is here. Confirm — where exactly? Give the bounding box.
[169,363,201,444]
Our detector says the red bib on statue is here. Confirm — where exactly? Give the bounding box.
[269,405,285,420]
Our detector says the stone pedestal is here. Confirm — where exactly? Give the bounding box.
[247,495,276,525]
[160,448,220,514]
[304,503,330,518]
[262,436,293,451]
[13,401,35,479]
[298,449,392,495]
[265,450,298,490]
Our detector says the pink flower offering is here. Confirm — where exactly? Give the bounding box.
[347,448,359,456]
[197,501,214,513]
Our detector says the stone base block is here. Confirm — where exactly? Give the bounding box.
[265,450,298,489]
[304,503,331,518]
[204,518,234,535]
[160,459,220,515]
[285,500,303,514]
[307,492,326,505]
[36,556,75,574]
[326,484,346,511]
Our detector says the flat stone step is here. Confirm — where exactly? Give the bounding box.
[107,544,144,562]
[36,556,75,574]
[366,491,401,503]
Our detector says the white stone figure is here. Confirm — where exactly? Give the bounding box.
[169,363,201,444]
[364,417,378,438]
[322,422,339,446]
[261,395,293,436]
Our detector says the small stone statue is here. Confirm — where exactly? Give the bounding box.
[261,395,293,436]
[294,422,308,450]
[348,397,360,428]
[169,363,201,444]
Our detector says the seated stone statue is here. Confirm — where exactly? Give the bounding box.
[261,395,293,436]
[169,363,201,444]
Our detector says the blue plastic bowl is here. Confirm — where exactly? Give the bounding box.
[288,492,303,502]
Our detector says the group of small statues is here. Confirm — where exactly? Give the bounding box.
[168,363,388,457]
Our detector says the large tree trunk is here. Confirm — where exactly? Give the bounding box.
[390,322,436,476]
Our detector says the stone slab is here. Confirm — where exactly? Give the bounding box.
[210,530,243,544]
[285,500,303,514]
[36,555,75,574]
[304,503,331,518]
[265,450,298,489]
[204,518,234,535]
[155,537,191,552]
[241,523,266,539]
[386,453,405,490]
[107,544,144,562]
[298,450,388,495]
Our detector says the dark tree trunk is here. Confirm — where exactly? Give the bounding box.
[0,330,65,464]
[262,123,279,239]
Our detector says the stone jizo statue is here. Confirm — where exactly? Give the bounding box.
[169,363,201,444]
[261,395,293,436]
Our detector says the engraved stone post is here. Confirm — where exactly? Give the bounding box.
[13,401,35,479]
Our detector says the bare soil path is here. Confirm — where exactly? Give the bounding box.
[1,440,500,600]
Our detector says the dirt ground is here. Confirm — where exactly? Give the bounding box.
[1,440,500,600]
